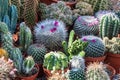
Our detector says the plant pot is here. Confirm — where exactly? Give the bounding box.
[85,56,106,66]
[105,52,120,74]
[40,0,58,5]
[105,64,116,80]
[65,1,76,8]
[18,64,39,80]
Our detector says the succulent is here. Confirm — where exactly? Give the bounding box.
[27,44,47,64]
[70,56,85,70]
[99,13,120,39]
[0,48,8,59]
[0,22,9,34]
[86,62,110,80]
[34,19,67,50]
[81,35,105,57]
[0,57,14,80]
[39,1,73,26]
[67,68,85,80]
[19,22,32,52]
[43,51,68,71]
[24,0,38,29]
[74,16,99,37]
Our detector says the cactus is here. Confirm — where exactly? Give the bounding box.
[27,44,47,64]
[86,62,110,80]
[0,48,8,59]
[81,35,105,57]
[68,68,85,80]
[34,19,67,50]
[70,56,85,70]
[19,22,32,52]
[0,57,14,80]
[0,22,9,34]
[99,13,120,39]
[22,56,35,74]
[39,1,73,26]
[24,0,38,29]
[43,51,68,71]
[74,16,99,37]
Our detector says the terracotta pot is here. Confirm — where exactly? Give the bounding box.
[105,52,120,74]
[18,64,39,80]
[85,56,106,66]
[39,0,58,5]
[65,1,76,8]
[105,64,116,80]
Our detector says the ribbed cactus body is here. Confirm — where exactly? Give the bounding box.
[34,19,67,50]
[24,0,38,29]
[43,51,68,71]
[86,62,110,80]
[100,13,120,39]
[27,44,47,64]
[19,22,32,52]
[74,16,99,37]
[23,56,35,74]
[0,48,8,59]
[68,68,85,80]
[0,22,9,33]
[81,35,105,57]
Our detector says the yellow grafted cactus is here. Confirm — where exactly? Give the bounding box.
[0,48,8,59]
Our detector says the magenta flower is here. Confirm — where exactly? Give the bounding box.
[78,17,81,21]
[82,38,87,41]
[41,25,44,29]
[54,21,59,26]
[92,39,96,43]
[50,27,57,33]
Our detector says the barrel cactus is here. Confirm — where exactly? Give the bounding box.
[19,22,32,52]
[100,13,120,39]
[86,62,110,80]
[43,51,68,71]
[34,19,67,50]
[81,35,105,57]
[27,44,47,64]
[0,48,8,59]
[74,16,99,37]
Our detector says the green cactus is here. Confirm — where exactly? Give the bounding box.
[19,22,32,52]
[74,16,99,37]
[23,56,35,74]
[81,35,105,57]
[43,51,68,71]
[68,68,85,80]
[27,44,47,64]
[100,13,120,39]
[24,0,38,29]
[86,62,110,80]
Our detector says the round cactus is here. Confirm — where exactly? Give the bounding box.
[27,44,47,64]
[74,16,99,37]
[81,35,105,57]
[34,19,67,50]
[86,62,110,80]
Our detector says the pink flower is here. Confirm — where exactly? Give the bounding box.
[50,28,57,33]
[41,25,44,29]
[92,39,96,43]
[82,38,87,41]
[78,17,81,21]
[54,21,59,27]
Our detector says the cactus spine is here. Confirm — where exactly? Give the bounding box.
[86,62,110,80]
[100,13,120,39]
[27,44,47,64]
[81,35,105,57]
[24,0,38,29]
[19,22,32,52]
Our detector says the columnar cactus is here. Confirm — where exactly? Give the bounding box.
[0,48,8,59]
[19,22,32,52]
[34,19,67,50]
[27,44,47,64]
[43,51,68,71]
[81,35,105,57]
[86,62,110,80]
[24,0,38,29]
[74,16,99,37]
[100,13,120,39]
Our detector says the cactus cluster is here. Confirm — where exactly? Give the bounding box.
[43,51,68,71]
[74,16,99,37]
[34,19,67,50]
[81,35,105,57]
[24,0,38,29]
[103,37,120,54]
[27,44,47,64]
[86,62,110,80]
[99,13,120,39]
[19,22,32,52]
[39,1,73,26]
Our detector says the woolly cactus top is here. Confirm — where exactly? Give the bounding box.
[77,16,99,27]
